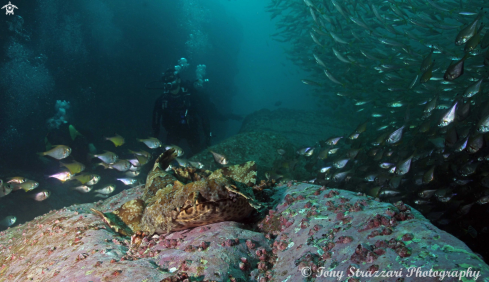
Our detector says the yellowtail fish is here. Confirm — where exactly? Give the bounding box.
[355,121,368,133]
[420,49,434,72]
[13,180,39,192]
[134,154,149,166]
[38,145,72,160]
[72,173,100,185]
[105,134,125,147]
[68,124,83,141]
[210,151,228,165]
[60,160,85,174]
[48,171,72,182]
[138,137,162,149]
[420,60,434,83]
[317,149,328,160]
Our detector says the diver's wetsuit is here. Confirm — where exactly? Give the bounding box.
[152,81,211,154]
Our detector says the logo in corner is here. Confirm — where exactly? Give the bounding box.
[2,1,18,15]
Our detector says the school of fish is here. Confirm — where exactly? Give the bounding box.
[266,0,489,257]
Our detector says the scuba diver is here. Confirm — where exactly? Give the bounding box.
[147,59,242,156]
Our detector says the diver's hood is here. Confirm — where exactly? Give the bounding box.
[145,68,180,91]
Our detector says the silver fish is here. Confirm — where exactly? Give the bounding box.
[38,145,72,160]
[91,151,118,164]
[320,166,332,173]
[138,137,162,149]
[125,171,140,177]
[328,148,339,155]
[210,151,228,165]
[297,147,314,156]
[477,114,489,133]
[116,178,137,185]
[387,126,404,144]
[380,190,401,196]
[175,158,190,167]
[332,170,350,182]
[48,171,72,182]
[73,185,92,193]
[333,158,349,169]
[0,216,16,227]
[32,190,51,201]
[419,190,436,198]
[99,159,131,172]
[94,184,115,195]
[396,156,412,175]
[463,78,483,98]
[165,145,184,157]
[189,161,204,169]
[0,181,13,198]
[325,137,343,145]
[438,102,457,127]
[86,175,101,186]
[414,199,431,205]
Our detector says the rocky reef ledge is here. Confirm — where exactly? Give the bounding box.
[1,182,487,282]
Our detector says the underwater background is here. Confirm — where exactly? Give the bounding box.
[1,0,489,268]
[0,0,314,227]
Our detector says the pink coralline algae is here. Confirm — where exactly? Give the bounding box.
[0,183,488,281]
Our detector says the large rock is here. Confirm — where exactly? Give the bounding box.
[0,183,487,281]
[258,183,489,281]
[239,108,355,147]
[190,131,296,180]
